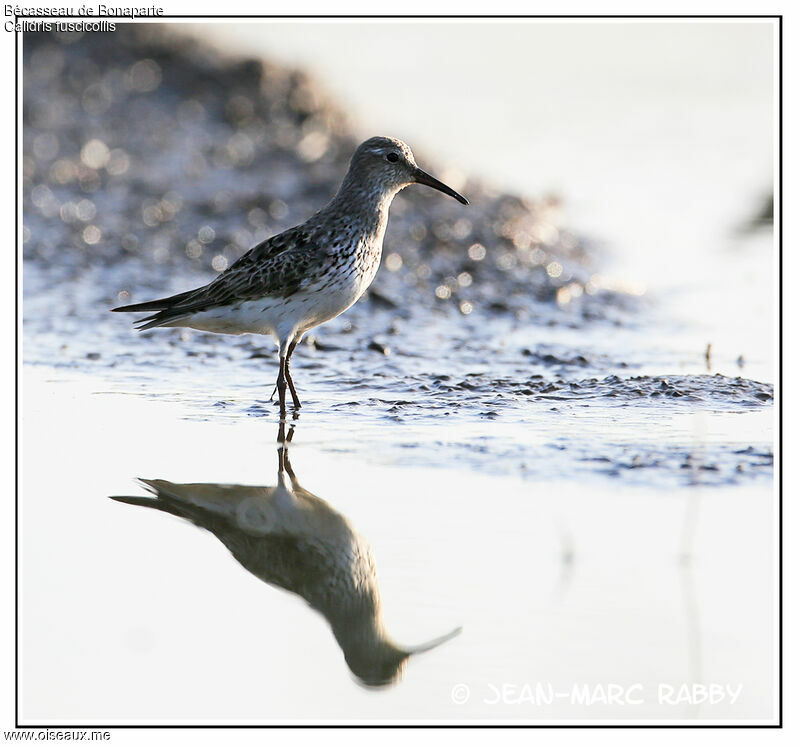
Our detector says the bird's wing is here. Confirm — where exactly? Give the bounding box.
[201,224,319,304]
[130,224,324,329]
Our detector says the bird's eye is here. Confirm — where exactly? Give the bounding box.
[386,152,399,163]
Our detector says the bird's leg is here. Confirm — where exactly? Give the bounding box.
[277,419,290,471]
[284,340,302,409]
[276,420,295,446]
[276,355,288,416]
[283,425,298,482]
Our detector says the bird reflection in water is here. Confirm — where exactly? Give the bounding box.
[110,422,461,687]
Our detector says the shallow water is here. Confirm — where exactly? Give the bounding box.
[23,247,773,491]
[20,369,776,723]
[19,268,776,722]
[19,25,777,724]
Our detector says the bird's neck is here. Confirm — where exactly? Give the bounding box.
[326,176,400,242]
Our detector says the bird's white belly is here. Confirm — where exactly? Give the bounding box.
[181,271,371,342]
[299,272,371,326]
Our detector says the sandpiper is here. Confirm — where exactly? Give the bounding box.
[112,136,469,413]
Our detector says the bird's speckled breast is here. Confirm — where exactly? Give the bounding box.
[296,237,383,333]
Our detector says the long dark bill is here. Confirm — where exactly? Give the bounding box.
[413,168,469,205]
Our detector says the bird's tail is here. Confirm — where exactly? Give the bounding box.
[131,309,192,331]
[111,289,200,330]
[109,490,186,518]
[109,479,219,525]
[110,289,195,313]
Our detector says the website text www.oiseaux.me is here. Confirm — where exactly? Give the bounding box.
[4,733,111,742]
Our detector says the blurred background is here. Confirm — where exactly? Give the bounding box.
[194,21,773,260]
[190,20,775,375]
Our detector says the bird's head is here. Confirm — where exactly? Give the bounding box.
[347,136,469,205]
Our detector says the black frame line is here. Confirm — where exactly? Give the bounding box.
[14,12,783,730]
